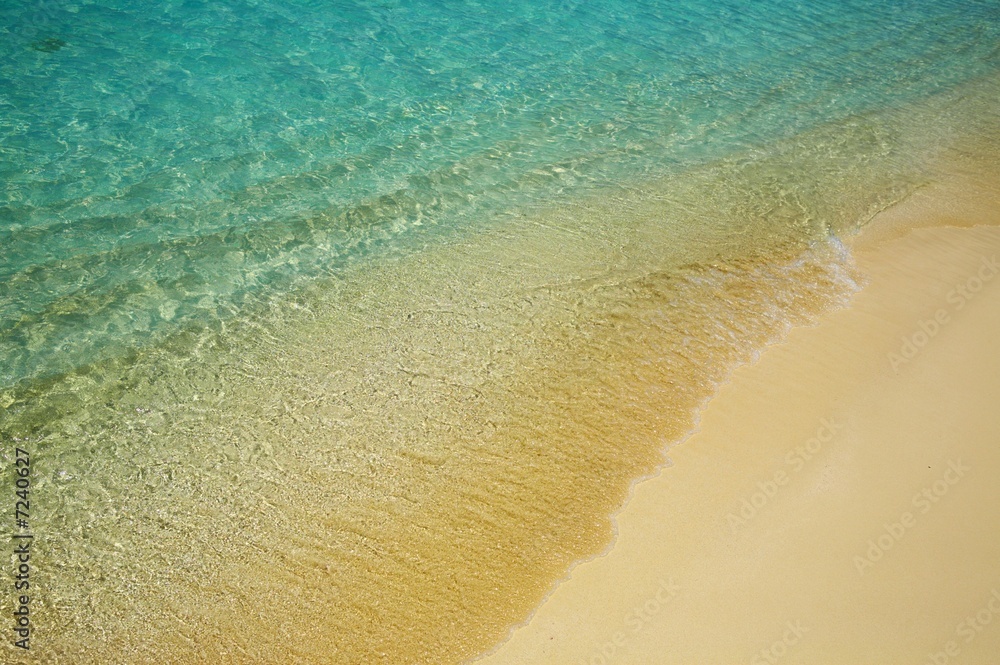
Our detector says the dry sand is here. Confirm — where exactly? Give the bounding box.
[474,181,1000,665]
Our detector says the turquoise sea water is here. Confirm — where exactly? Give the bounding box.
[3,0,999,389]
[2,1,1000,663]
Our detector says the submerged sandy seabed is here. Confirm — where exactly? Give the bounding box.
[3,73,998,663]
[474,179,1000,665]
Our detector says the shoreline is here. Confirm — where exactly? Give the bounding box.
[473,178,1000,664]
[6,90,1000,663]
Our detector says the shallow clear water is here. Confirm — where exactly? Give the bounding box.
[2,0,999,387]
[1,1,999,663]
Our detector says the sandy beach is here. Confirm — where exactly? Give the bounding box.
[5,3,1000,662]
[474,180,1000,664]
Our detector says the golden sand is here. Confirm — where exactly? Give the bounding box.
[474,183,1000,665]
